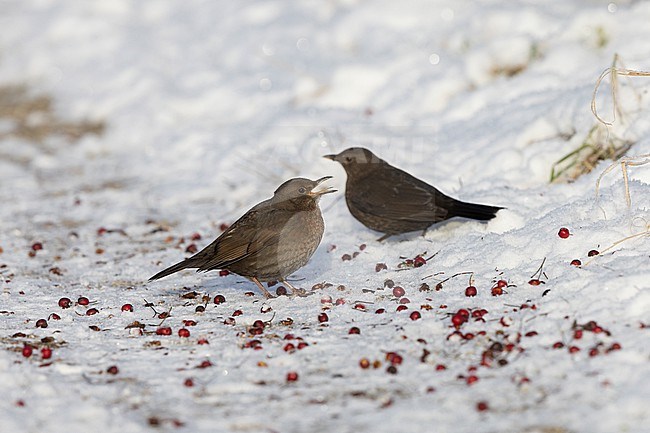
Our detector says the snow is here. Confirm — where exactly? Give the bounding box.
[1,1,649,432]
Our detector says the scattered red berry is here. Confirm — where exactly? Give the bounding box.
[496,280,508,288]
[156,327,172,336]
[574,329,583,339]
[35,319,48,328]
[318,313,329,323]
[40,347,52,359]
[435,364,447,371]
[375,308,385,314]
[570,259,582,266]
[185,244,198,254]
[476,401,489,412]
[552,342,564,349]
[107,365,119,375]
[568,346,580,354]
[385,352,403,365]
[413,256,426,267]
[396,305,408,312]
[121,304,133,312]
[286,371,299,382]
[197,360,212,368]
[588,249,599,257]
[86,308,99,316]
[77,296,90,306]
[466,375,479,385]
[276,286,288,296]
[197,338,209,345]
[213,294,226,304]
[49,313,61,320]
[375,263,388,272]
[218,270,230,276]
[392,286,405,297]
[348,327,361,335]
[31,242,43,251]
[491,286,504,296]
[178,328,190,338]
[58,298,72,309]
[409,311,421,321]
[465,286,477,297]
[22,345,33,358]
[359,358,370,369]
[558,227,570,238]
[528,279,542,286]
[184,378,194,387]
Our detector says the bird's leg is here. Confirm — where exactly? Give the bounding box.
[421,228,428,237]
[250,277,275,299]
[376,233,392,242]
[282,279,307,297]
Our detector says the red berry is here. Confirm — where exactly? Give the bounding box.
[466,375,479,385]
[77,296,89,306]
[570,259,582,266]
[528,279,542,286]
[399,297,410,304]
[232,310,243,317]
[35,319,48,328]
[22,345,33,358]
[178,328,190,338]
[496,280,508,288]
[392,286,406,297]
[190,232,201,241]
[218,270,230,276]
[107,365,119,375]
[385,352,403,365]
[457,309,470,319]
[589,348,599,357]
[348,327,361,334]
[283,343,296,353]
[49,313,61,320]
[609,342,622,351]
[413,256,426,267]
[396,305,408,312]
[476,401,489,412]
[197,338,209,345]
[184,378,194,387]
[183,320,197,327]
[558,227,570,239]
[213,294,226,304]
[552,342,564,349]
[568,346,580,353]
[276,286,288,296]
[252,320,265,329]
[318,313,329,323]
[375,308,385,314]
[465,286,477,297]
[31,242,43,251]
[297,341,309,350]
[219,223,229,231]
[286,371,299,382]
[86,308,99,316]
[573,329,583,339]
[40,347,52,359]
[409,311,421,321]
[58,297,72,309]
[197,360,212,368]
[435,364,446,371]
[156,327,172,336]
[121,304,133,312]
[451,314,465,328]
[359,358,370,369]
[185,243,197,254]
[588,249,599,257]
[491,286,504,296]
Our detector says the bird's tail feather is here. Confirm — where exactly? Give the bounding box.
[450,200,503,221]
[149,259,195,281]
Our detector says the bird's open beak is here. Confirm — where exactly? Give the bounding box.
[309,176,337,196]
[323,154,337,161]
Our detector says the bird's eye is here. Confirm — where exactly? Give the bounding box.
[298,187,307,194]
[345,157,352,162]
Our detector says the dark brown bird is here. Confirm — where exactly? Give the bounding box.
[149,177,336,298]
[324,147,503,241]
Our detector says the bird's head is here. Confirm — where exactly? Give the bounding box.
[323,147,382,175]
[271,176,336,209]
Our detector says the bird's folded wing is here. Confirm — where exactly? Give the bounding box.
[196,208,284,272]
[351,172,449,222]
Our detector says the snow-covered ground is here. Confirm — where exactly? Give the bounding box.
[1,1,649,432]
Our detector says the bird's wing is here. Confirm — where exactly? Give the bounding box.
[193,205,286,272]
[350,168,451,222]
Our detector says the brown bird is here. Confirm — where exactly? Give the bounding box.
[324,147,503,241]
[149,177,336,298]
